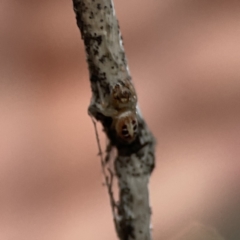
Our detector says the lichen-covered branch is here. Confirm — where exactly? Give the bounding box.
[72,1,156,240]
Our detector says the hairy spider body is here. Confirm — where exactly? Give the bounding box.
[94,80,138,143]
[110,82,137,110]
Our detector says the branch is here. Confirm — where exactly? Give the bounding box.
[72,1,156,239]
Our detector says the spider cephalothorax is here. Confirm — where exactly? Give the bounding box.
[110,81,137,111]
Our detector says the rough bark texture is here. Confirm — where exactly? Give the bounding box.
[72,1,156,240]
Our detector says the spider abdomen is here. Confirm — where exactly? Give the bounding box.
[115,111,138,142]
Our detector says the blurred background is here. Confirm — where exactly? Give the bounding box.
[0,0,240,239]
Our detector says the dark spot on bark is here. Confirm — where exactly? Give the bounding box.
[95,36,102,45]
[93,49,98,56]
[90,74,98,83]
[97,3,101,9]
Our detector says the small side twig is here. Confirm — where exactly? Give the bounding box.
[91,117,120,236]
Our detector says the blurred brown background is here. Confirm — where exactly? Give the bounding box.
[0,0,240,239]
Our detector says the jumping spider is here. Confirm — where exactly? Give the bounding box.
[95,80,138,143]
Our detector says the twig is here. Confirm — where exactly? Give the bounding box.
[91,117,120,235]
[72,1,156,239]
